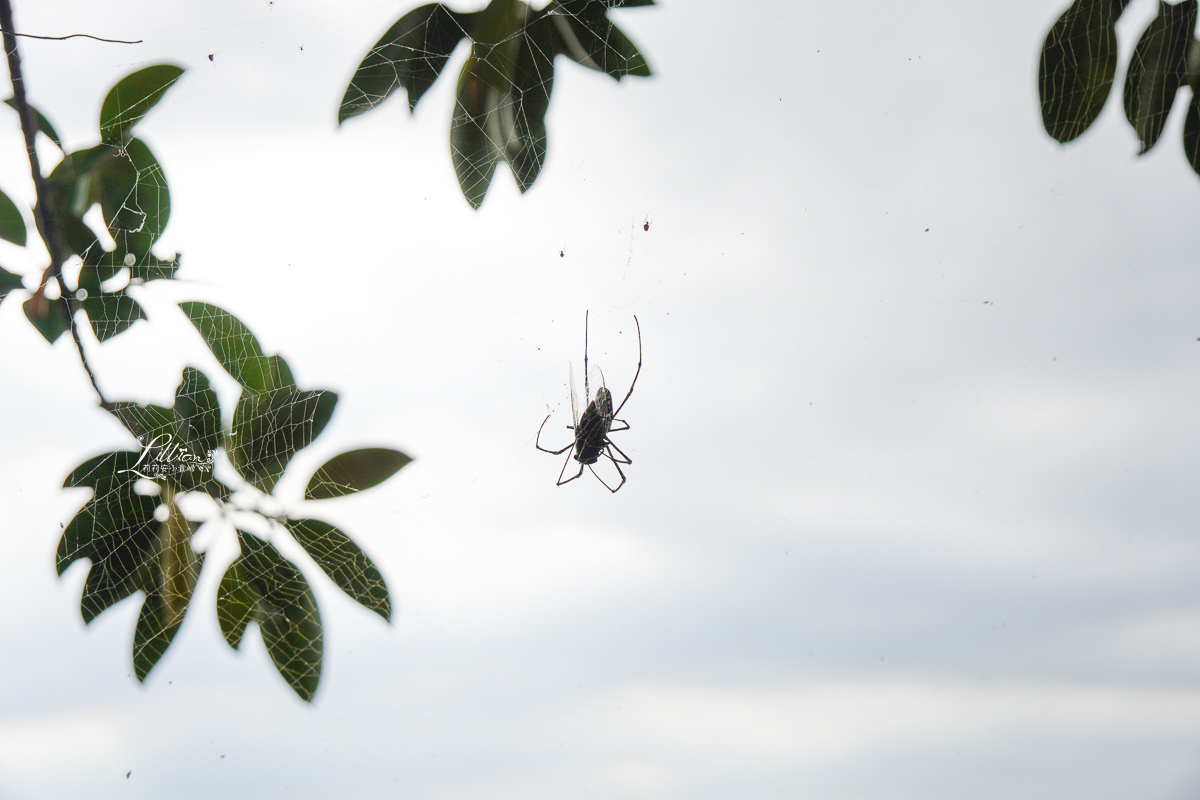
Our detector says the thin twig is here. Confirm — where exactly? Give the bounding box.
[0,0,130,427]
[12,32,141,44]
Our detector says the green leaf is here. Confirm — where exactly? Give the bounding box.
[505,11,558,191]
[339,3,474,122]
[548,0,652,80]
[99,65,185,143]
[133,505,203,681]
[58,451,203,652]
[229,388,338,494]
[108,402,176,447]
[172,367,226,496]
[22,293,69,344]
[179,301,292,393]
[96,138,170,258]
[0,186,27,246]
[216,559,256,649]
[0,266,22,303]
[219,530,323,701]
[1123,0,1197,154]
[81,290,146,342]
[284,518,391,621]
[4,96,63,148]
[450,52,503,208]
[305,447,412,499]
[1038,0,1131,143]
[174,367,222,458]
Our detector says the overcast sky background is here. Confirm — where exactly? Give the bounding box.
[2,0,1200,797]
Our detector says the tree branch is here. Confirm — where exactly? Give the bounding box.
[0,0,129,427]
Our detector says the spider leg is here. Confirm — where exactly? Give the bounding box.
[608,417,630,433]
[589,458,626,493]
[604,439,632,465]
[536,414,575,455]
[557,452,585,486]
[612,315,641,418]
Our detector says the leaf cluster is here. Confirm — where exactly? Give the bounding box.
[1039,0,1200,175]
[339,0,653,207]
[0,65,183,344]
[0,65,411,701]
[59,302,410,700]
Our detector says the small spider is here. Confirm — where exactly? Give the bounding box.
[643,215,652,232]
[536,311,641,492]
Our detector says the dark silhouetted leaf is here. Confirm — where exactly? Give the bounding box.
[58,452,203,678]
[1184,91,1200,175]
[285,518,391,621]
[97,138,170,258]
[216,559,256,649]
[218,530,323,701]
[133,504,203,681]
[451,53,502,208]
[305,447,412,499]
[339,3,474,121]
[1038,0,1131,143]
[229,388,338,494]
[180,301,295,393]
[174,367,222,458]
[0,266,22,303]
[5,96,63,148]
[23,292,69,344]
[0,186,27,247]
[99,65,185,143]
[81,290,146,342]
[504,9,559,191]
[548,0,652,80]
[1123,0,1196,154]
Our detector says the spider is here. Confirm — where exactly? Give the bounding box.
[536,311,642,492]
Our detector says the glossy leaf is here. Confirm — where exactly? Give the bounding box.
[218,530,323,701]
[229,388,338,494]
[23,292,69,344]
[305,447,412,499]
[549,1,652,80]
[285,518,391,621]
[450,53,503,208]
[0,266,22,303]
[180,301,293,393]
[5,96,63,148]
[339,3,473,121]
[1123,0,1196,154]
[1038,0,1130,143]
[99,64,185,143]
[0,186,27,247]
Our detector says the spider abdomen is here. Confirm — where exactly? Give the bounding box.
[574,390,614,464]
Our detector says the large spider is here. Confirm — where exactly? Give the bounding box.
[536,311,642,492]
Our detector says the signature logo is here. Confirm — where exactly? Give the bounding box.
[119,433,215,480]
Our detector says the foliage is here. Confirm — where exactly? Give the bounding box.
[1038,0,1200,177]
[1,65,410,701]
[339,0,654,207]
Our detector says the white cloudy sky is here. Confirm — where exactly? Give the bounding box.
[3,0,1200,797]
